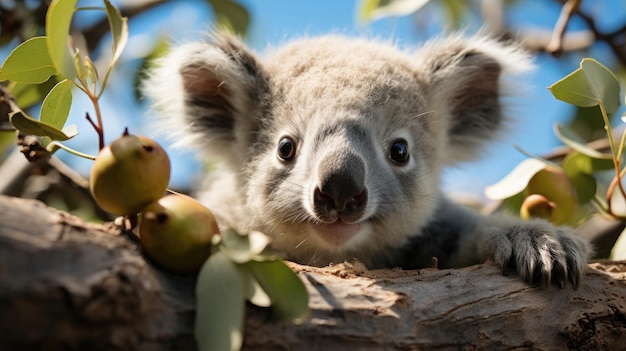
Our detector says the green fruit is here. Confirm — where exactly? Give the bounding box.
[139,194,219,274]
[90,133,170,216]
[520,194,556,220]
[525,167,577,225]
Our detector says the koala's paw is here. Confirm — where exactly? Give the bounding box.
[485,221,590,289]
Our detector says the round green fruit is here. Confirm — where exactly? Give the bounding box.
[139,194,219,274]
[90,133,170,216]
[520,193,556,221]
[525,167,577,225]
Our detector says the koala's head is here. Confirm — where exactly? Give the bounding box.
[144,33,531,267]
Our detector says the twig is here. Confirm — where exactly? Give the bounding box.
[546,0,581,57]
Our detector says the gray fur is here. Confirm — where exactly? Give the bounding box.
[143,32,590,287]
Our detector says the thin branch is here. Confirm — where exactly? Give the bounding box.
[546,0,581,57]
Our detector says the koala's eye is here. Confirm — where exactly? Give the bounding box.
[389,139,409,164]
[277,137,296,161]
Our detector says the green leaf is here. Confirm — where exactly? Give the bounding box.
[248,260,309,322]
[220,228,271,264]
[0,37,59,84]
[195,251,245,351]
[562,153,599,204]
[358,0,431,22]
[554,123,614,159]
[562,151,615,175]
[484,158,547,200]
[245,267,271,307]
[549,58,621,114]
[40,79,73,130]
[104,0,129,70]
[9,77,60,109]
[208,0,250,36]
[9,110,77,141]
[46,0,78,79]
[610,227,626,260]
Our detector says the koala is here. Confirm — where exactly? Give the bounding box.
[144,32,590,288]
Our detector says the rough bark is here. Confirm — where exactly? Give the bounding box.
[0,194,625,351]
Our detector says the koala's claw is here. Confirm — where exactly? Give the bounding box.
[486,221,589,289]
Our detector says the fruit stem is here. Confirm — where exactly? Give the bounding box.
[46,141,97,160]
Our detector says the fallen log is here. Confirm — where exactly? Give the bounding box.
[0,194,624,350]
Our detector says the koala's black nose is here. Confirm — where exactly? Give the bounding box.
[313,153,367,223]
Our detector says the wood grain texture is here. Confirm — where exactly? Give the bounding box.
[0,195,624,351]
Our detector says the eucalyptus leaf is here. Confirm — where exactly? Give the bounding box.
[484,158,547,200]
[610,227,626,260]
[359,0,431,22]
[220,228,271,264]
[209,0,250,36]
[561,154,598,205]
[554,123,614,159]
[9,110,76,141]
[581,58,621,114]
[562,151,615,175]
[549,58,621,114]
[246,268,271,307]
[0,37,58,84]
[46,0,78,79]
[104,0,129,69]
[248,259,309,322]
[40,79,73,130]
[9,78,59,109]
[195,251,245,351]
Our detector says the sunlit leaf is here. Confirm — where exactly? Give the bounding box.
[561,154,598,204]
[358,0,431,22]
[104,0,129,69]
[195,251,245,351]
[245,268,271,307]
[610,227,626,260]
[46,0,78,79]
[9,78,59,109]
[208,0,250,36]
[549,58,621,114]
[0,37,58,84]
[484,158,547,200]
[40,79,73,130]
[84,55,99,89]
[554,123,614,159]
[248,259,309,322]
[220,228,271,264]
[9,110,76,141]
[562,151,614,175]
[610,185,626,219]
[581,58,621,114]
[134,38,169,101]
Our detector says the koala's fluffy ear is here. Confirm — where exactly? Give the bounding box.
[416,35,533,164]
[143,33,267,169]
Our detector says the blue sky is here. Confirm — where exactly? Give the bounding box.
[13,0,626,200]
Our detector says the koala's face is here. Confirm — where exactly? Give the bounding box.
[244,39,444,266]
[144,33,530,268]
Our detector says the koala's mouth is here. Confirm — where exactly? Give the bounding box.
[312,220,363,246]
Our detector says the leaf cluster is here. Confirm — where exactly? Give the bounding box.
[0,0,128,156]
[487,58,626,259]
[196,228,309,351]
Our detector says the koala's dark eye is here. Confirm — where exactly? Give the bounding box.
[277,137,296,161]
[389,139,409,164]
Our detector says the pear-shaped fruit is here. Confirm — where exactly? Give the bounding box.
[520,194,556,220]
[139,194,219,274]
[90,132,170,216]
[525,167,577,225]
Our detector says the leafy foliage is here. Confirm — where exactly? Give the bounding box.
[196,229,309,351]
[487,58,626,258]
[0,2,307,351]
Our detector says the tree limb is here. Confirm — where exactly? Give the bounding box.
[0,195,625,350]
